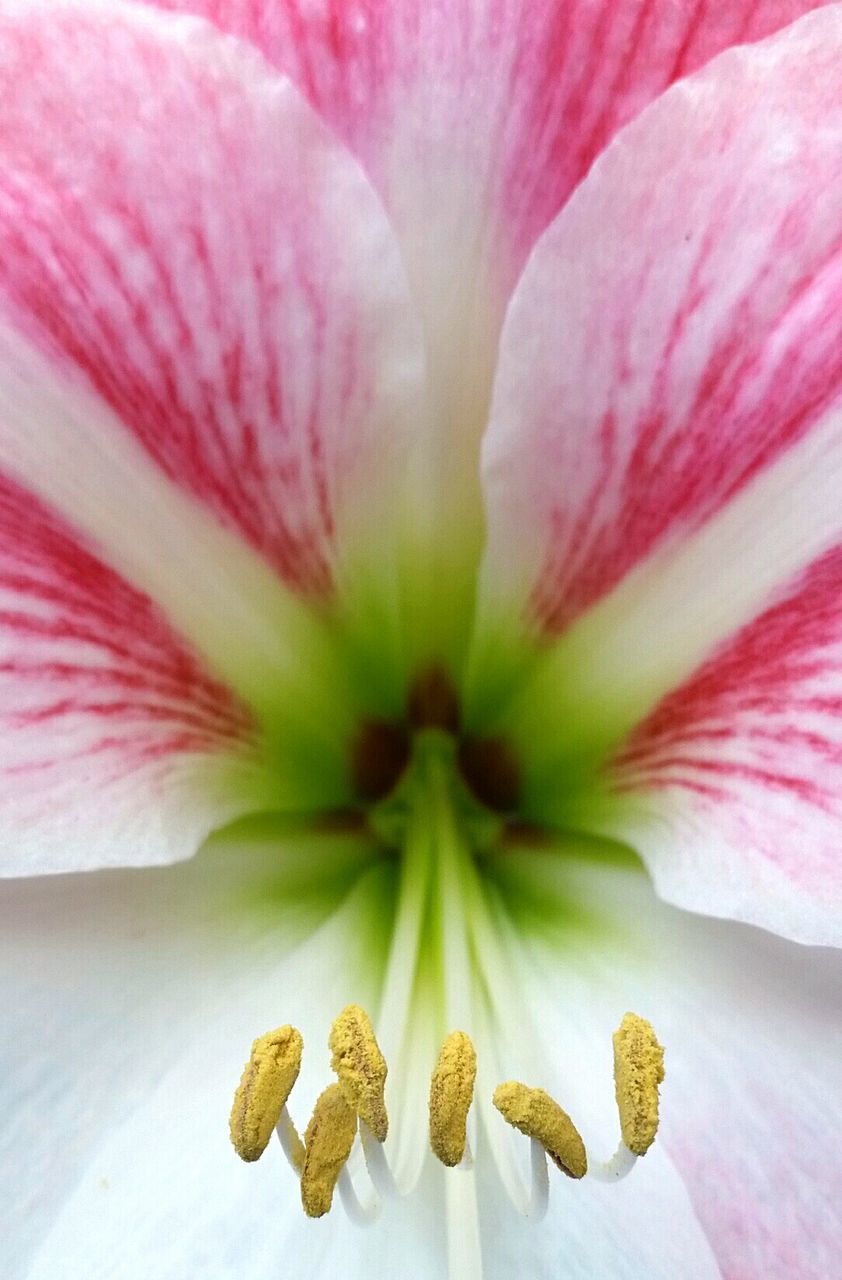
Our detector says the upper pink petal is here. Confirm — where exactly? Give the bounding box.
[475,8,842,942]
[0,0,427,872]
[142,0,833,600]
[481,8,842,636]
[150,0,831,287]
[0,0,423,601]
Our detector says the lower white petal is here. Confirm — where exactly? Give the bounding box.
[500,847,842,1280]
[1,822,384,1277]
[8,738,839,1279]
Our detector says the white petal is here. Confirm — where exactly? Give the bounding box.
[493,843,842,1279]
[2,823,388,1277]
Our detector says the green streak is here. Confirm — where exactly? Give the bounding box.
[371,731,502,1040]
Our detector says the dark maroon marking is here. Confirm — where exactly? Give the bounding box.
[313,809,369,835]
[501,820,552,848]
[458,736,520,813]
[407,664,461,732]
[351,718,411,802]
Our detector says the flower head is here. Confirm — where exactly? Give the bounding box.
[1,1,842,1277]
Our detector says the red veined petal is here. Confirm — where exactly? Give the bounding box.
[475,9,842,942]
[0,0,423,603]
[143,0,833,578]
[0,473,278,873]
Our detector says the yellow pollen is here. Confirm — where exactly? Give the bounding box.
[429,1030,477,1167]
[328,1003,389,1142]
[613,1012,665,1156]
[493,1081,588,1178]
[229,1024,303,1163]
[300,1083,358,1218]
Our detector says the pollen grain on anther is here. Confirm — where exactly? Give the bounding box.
[429,1030,477,1167]
[329,1003,389,1141]
[229,1024,303,1163]
[493,1081,587,1178]
[612,1012,664,1156]
[300,1083,358,1219]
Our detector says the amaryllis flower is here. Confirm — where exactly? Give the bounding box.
[2,0,842,1275]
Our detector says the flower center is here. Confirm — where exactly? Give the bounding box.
[351,664,521,814]
[224,661,666,1279]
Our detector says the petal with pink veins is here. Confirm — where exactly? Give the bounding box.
[144,0,834,595]
[474,8,842,943]
[0,472,307,876]
[0,0,423,613]
[149,0,833,304]
[0,0,427,872]
[597,546,842,944]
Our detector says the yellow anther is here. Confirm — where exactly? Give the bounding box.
[613,1012,665,1156]
[229,1025,303,1163]
[493,1081,587,1178]
[429,1030,477,1167]
[300,1083,358,1218]
[328,1004,389,1142]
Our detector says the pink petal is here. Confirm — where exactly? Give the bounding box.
[0,473,277,874]
[476,9,842,942]
[0,2,425,870]
[604,546,842,943]
[143,0,831,592]
[0,0,423,601]
[151,0,830,287]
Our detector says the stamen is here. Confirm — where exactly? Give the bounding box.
[337,1166,380,1226]
[589,1143,638,1182]
[492,1082,587,1179]
[275,1105,305,1173]
[300,1083,358,1218]
[612,1012,664,1156]
[527,1138,550,1221]
[329,1004,389,1142]
[359,1119,401,1198]
[429,1030,477,1167]
[445,1165,484,1280]
[229,1025,302,1163]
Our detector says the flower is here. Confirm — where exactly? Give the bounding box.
[2,0,842,1276]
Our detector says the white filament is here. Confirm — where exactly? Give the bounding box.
[360,1120,401,1199]
[527,1139,550,1221]
[337,1166,380,1225]
[446,1165,484,1280]
[589,1142,638,1182]
[275,1107,303,1174]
